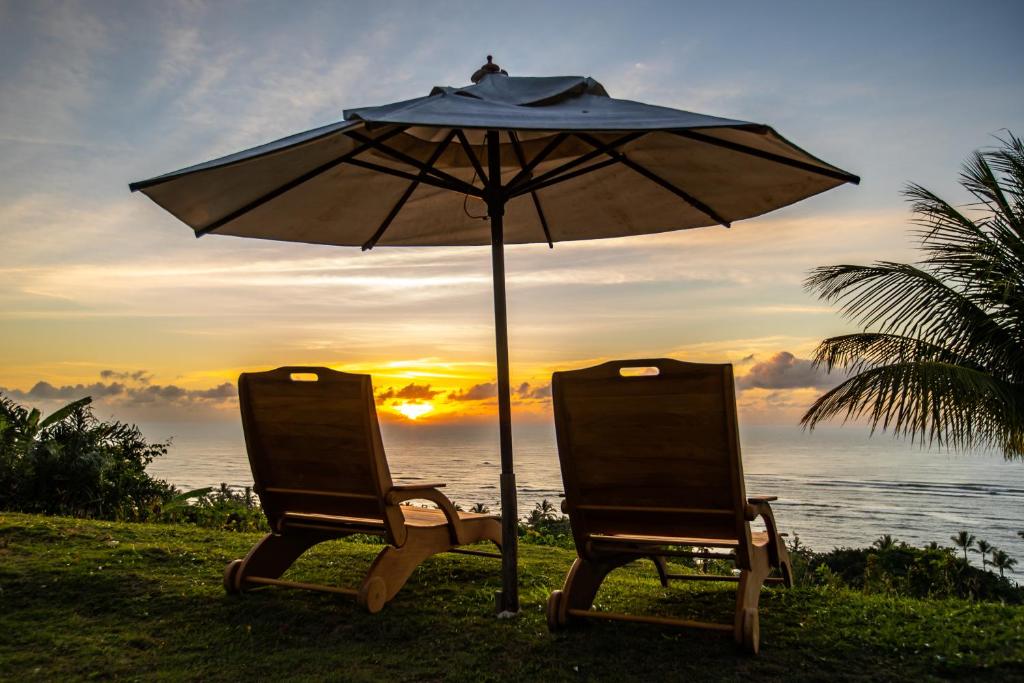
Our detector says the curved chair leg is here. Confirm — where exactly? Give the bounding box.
[226,530,333,594]
[734,548,771,654]
[775,535,795,588]
[651,555,670,587]
[548,554,635,630]
[358,525,452,613]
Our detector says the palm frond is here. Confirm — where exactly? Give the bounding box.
[904,182,1024,292]
[985,133,1024,211]
[805,262,1019,375]
[801,361,1024,459]
[811,333,980,375]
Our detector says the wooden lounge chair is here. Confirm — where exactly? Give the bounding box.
[545,358,793,653]
[222,366,502,612]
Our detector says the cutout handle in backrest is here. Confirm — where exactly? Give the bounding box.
[289,371,320,382]
[619,366,659,377]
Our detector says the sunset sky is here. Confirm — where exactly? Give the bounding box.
[2,0,1022,427]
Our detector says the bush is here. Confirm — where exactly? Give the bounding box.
[157,483,269,532]
[789,535,1023,603]
[0,395,174,520]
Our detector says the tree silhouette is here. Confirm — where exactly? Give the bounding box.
[975,539,994,570]
[951,531,977,562]
[991,549,1018,577]
[873,534,898,551]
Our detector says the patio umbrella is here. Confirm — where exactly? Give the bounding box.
[129,57,858,614]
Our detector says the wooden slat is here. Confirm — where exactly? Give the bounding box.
[566,608,733,632]
[589,533,740,547]
[577,503,733,515]
[665,573,740,583]
[448,548,502,559]
[242,576,359,596]
[265,487,377,500]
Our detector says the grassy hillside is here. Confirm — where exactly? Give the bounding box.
[1,512,1022,681]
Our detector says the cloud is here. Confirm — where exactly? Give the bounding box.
[448,382,497,401]
[376,383,443,402]
[737,351,835,390]
[515,382,551,400]
[100,369,153,384]
[13,380,126,400]
[1,372,236,407]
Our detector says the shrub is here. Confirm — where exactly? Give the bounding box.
[790,537,1022,603]
[0,395,174,520]
[157,483,269,532]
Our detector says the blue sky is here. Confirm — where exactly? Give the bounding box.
[1,0,1022,424]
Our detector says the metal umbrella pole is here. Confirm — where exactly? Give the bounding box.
[485,129,519,614]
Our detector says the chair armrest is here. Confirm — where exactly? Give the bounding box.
[385,486,465,544]
[745,497,782,566]
[747,495,777,503]
[390,482,446,491]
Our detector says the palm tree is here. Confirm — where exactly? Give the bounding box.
[951,531,977,561]
[470,502,490,514]
[873,534,898,551]
[975,539,994,570]
[991,549,1018,577]
[802,134,1024,459]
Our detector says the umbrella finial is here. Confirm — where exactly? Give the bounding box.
[471,55,508,83]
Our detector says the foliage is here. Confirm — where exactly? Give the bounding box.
[156,483,268,532]
[0,395,174,520]
[2,512,1023,681]
[519,499,574,548]
[788,535,1022,603]
[993,549,1019,578]
[951,530,977,561]
[803,133,1024,458]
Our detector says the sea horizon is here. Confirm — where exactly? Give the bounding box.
[140,419,1024,564]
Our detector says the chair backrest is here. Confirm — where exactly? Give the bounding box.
[238,366,396,538]
[552,358,753,569]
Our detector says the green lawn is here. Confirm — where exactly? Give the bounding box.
[1,512,1022,681]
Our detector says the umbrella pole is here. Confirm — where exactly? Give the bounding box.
[487,129,519,615]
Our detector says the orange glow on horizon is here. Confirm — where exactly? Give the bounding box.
[392,402,434,420]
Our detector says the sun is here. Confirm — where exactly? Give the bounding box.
[394,402,434,420]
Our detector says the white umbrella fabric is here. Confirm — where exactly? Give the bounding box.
[130,57,858,614]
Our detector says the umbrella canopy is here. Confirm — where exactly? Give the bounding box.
[130,57,858,614]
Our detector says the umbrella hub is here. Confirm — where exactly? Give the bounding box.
[471,55,508,83]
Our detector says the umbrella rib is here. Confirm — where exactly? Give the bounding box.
[668,129,861,184]
[509,156,619,196]
[195,126,407,236]
[508,131,553,248]
[507,131,646,195]
[454,129,488,187]
[574,132,731,228]
[343,157,481,195]
[345,130,479,195]
[361,130,458,251]
[504,132,569,190]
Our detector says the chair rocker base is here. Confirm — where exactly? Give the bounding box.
[546,536,792,654]
[223,516,501,613]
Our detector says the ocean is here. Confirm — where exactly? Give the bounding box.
[141,420,1024,562]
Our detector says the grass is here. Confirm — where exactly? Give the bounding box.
[1,512,1022,681]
